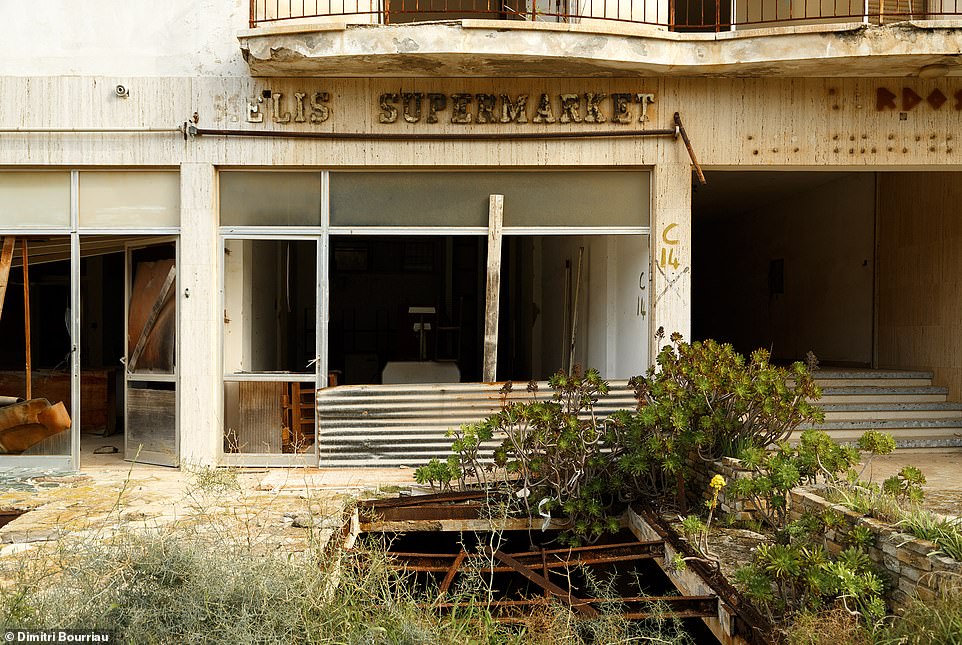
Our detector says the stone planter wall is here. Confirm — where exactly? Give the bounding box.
[689,458,759,521]
[789,488,962,611]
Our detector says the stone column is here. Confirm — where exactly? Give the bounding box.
[178,162,221,466]
[650,161,692,358]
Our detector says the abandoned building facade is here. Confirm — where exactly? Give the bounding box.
[1,1,962,470]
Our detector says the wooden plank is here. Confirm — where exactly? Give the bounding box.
[128,264,176,371]
[21,239,31,400]
[482,194,503,383]
[361,491,488,509]
[486,547,599,618]
[437,550,466,598]
[0,237,14,320]
[568,246,584,375]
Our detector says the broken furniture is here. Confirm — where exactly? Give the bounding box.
[0,397,71,454]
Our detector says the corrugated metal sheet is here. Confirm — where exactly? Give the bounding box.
[236,381,285,454]
[316,380,635,467]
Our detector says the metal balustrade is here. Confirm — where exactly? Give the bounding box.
[250,0,962,30]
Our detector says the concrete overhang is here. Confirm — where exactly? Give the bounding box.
[238,19,962,77]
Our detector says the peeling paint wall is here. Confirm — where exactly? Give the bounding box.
[0,0,249,77]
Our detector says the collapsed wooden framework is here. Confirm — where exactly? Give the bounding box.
[0,235,72,455]
[350,491,769,640]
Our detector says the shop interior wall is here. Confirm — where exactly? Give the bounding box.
[693,173,875,365]
[877,172,962,399]
[536,236,609,378]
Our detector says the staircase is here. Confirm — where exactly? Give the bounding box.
[803,369,962,448]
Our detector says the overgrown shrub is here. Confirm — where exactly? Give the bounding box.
[614,333,822,510]
[735,526,886,629]
[432,334,822,544]
[488,369,623,544]
[629,332,823,460]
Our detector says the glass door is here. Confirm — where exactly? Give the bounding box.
[124,240,178,466]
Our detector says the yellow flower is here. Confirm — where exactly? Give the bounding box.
[709,474,726,490]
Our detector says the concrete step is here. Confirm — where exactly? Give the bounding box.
[802,418,962,432]
[794,428,962,449]
[820,402,962,421]
[802,369,935,388]
[814,377,934,387]
[818,386,948,404]
[813,369,934,380]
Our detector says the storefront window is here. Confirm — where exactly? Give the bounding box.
[220,172,322,227]
[79,171,180,228]
[0,173,71,227]
[329,171,650,228]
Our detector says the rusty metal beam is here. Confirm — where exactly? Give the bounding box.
[189,125,680,141]
[437,550,466,598]
[486,547,599,618]
[390,548,661,573]
[429,594,718,621]
[432,595,716,609]
[673,112,706,185]
[391,540,663,561]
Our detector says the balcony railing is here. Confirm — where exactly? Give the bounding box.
[250,0,962,30]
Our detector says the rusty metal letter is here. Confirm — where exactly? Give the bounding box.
[634,93,655,122]
[402,92,423,123]
[246,97,264,123]
[499,95,529,124]
[271,93,291,124]
[450,94,473,124]
[583,93,607,123]
[426,93,447,123]
[559,94,583,124]
[532,93,557,124]
[876,88,897,111]
[310,92,330,123]
[293,92,307,123]
[378,93,399,124]
[611,93,632,124]
[476,94,497,124]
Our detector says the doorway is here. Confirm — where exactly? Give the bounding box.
[691,171,876,366]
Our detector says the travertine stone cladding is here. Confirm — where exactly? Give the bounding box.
[789,488,962,611]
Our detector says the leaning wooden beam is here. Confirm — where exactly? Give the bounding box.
[482,194,504,383]
[0,237,15,320]
[486,547,599,618]
[128,264,176,371]
[22,239,31,400]
[567,246,584,375]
